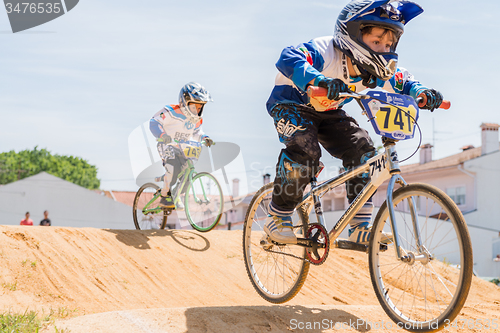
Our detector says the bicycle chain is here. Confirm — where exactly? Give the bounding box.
[261,224,322,264]
[263,246,315,264]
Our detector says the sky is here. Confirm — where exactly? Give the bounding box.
[1,0,499,195]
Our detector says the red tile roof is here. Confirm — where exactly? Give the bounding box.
[94,190,136,207]
[401,144,499,174]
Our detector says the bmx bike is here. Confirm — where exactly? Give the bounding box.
[243,88,472,332]
[133,140,224,232]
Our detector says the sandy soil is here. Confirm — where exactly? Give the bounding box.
[0,225,498,332]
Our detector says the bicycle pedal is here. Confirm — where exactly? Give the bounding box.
[333,239,368,253]
[162,208,173,215]
[260,235,273,250]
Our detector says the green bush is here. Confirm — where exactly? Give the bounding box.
[0,147,100,190]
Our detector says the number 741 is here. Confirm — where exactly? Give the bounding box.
[379,106,412,132]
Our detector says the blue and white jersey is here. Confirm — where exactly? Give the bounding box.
[266,36,427,113]
[150,104,205,145]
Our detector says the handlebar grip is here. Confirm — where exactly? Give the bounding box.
[307,86,328,98]
[439,100,451,110]
[201,140,215,146]
[417,94,451,110]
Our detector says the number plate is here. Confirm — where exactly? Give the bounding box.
[183,146,201,159]
[360,91,419,140]
[180,140,202,160]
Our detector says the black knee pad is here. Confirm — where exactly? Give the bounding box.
[271,150,317,212]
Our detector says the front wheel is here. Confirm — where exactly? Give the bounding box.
[133,183,167,230]
[184,172,223,232]
[369,183,473,332]
[242,182,310,303]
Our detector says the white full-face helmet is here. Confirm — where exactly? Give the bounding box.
[178,82,213,123]
[333,0,423,86]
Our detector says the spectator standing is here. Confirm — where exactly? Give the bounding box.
[39,210,51,226]
[20,212,34,226]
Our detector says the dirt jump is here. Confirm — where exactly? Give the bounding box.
[0,225,498,332]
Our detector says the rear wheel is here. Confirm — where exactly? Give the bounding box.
[133,183,167,230]
[242,182,310,303]
[369,183,473,331]
[184,172,223,232]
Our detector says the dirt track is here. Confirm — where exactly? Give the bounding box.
[0,226,498,332]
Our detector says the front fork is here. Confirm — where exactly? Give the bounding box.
[187,172,211,204]
[386,174,430,262]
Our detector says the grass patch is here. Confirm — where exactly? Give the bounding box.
[49,307,78,319]
[2,281,17,291]
[0,310,46,332]
[0,308,76,332]
[21,259,37,269]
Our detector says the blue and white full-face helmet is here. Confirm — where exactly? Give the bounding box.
[179,82,213,123]
[333,0,423,83]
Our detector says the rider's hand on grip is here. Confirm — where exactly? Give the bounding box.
[157,133,172,144]
[203,136,214,147]
[316,77,350,101]
[418,89,444,112]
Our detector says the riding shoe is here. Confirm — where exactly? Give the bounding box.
[159,195,175,209]
[348,222,393,245]
[264,214,297,244]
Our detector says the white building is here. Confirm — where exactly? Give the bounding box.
[0,172,132,229]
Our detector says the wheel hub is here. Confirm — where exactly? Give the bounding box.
[401,251,431,265]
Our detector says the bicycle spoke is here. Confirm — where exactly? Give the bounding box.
[243,184,309,303]
[185,173,222,232]
[427,262,457,294]
[133,184,166,230]
[370,184,472,330]
[422,265,446,315]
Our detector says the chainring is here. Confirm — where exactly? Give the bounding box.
[305,223,330,265]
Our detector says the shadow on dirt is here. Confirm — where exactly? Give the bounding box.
[184,305,374,332]
[105,229,210,252]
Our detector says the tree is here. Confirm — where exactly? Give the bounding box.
[0,147,100,189]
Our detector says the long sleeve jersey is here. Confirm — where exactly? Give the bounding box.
[149,104,205,145]
[266,36,428,113]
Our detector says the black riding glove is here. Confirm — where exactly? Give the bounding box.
[157,133,172,144]
[317,77,350,101]
[203,136,214,147]
[419,89,443,112]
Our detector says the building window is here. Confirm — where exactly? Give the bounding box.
[334,198,345,211]
[446,186,466,205]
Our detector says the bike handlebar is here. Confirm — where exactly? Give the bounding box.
[416,95,451,110]
[307,86,451,110]
[172,139,215,149]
